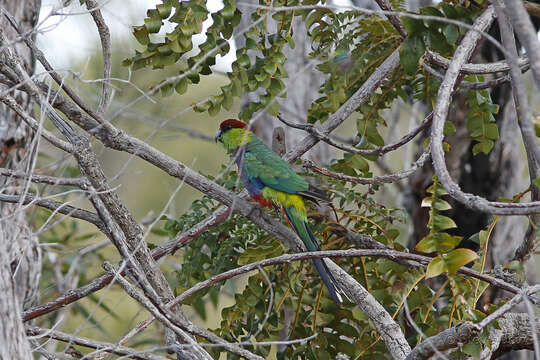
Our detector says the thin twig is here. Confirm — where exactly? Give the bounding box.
[85,0,112,114]
[0,193,104,230]
[26,326,169,360]
[0,167,87,187]
[278,112,432,157]
[303,149,430,185]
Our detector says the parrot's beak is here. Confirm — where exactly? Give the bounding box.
[214,128,222,143]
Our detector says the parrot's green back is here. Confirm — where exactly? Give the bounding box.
[243,136,310,195]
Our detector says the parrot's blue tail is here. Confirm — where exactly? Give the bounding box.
[283,206,347,304]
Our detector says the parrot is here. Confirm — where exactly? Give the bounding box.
[214,118,347,304]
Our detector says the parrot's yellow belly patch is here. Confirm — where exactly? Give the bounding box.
[261,187,306,215]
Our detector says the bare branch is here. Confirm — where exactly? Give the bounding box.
[278,111,432,157]
[0,91,73,153]
[26,326,169,360]
[407,285,540,360]
[493,0,540,260]
[431,6,540,215]
[425,49,529,74]
[503,0,540,90]
[405,322,480,360]
[0,168,87,187]
[303,148,430,185]
[0,8,117,135]
[0,193,104,230]
[284,48,401,162]
[85,0,112,114]
[102,263,262,360]
[22,205,232,322]
[422,63,511,89]
[374,0,407,37]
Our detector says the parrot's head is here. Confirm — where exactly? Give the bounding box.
[215,119,251,152]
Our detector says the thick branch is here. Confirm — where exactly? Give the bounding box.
[503,0,540,90]
[374,0,407,37]
[405,322,480,360]
[493,0,540,260]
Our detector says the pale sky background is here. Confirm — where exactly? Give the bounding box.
[37,0,235,72]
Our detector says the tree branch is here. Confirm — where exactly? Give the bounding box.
[277,111,432,157]
[430,6,540,215]
[26,326,169,360]
[103,263,262,360]
[284,47,401,162]
[0,168,87,187]
[503,0,540,90]
[425,49,529,74]
[0,193,104,230]
[493,0,540,261]
[85,0,112,114]
[303,148,430,185]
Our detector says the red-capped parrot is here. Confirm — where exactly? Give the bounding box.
[214,119,346,304]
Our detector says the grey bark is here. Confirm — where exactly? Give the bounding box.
[0,0,41,358]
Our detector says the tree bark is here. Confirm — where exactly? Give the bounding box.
[0,0,41,358]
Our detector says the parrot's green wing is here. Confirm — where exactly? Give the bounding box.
[242,137,309,194]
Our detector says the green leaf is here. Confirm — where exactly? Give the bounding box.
[132,26,150,45]
[420,6,444,28]
[416,234,436,253]
[145,9,163,33]
[444,248,479,275]
[401,17,426,35]
[267,100,279,116]
[400,36,426,75]
[157,3,173,19]
[426,256,446,278]
[472,140,494,155]
[462,341,482,359]
[534,177,540,190]
[443,24,459,45]
[237,54,250,67]
[432,214,457,231]
[349,155,369,172]
[484,123,499,140]
[444,121,456,136]
[434,233,462,253]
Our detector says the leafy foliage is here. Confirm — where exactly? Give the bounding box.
[465,81,500,155]
[416,176,478,278]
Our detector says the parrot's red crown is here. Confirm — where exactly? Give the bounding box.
[219,119,246,131]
